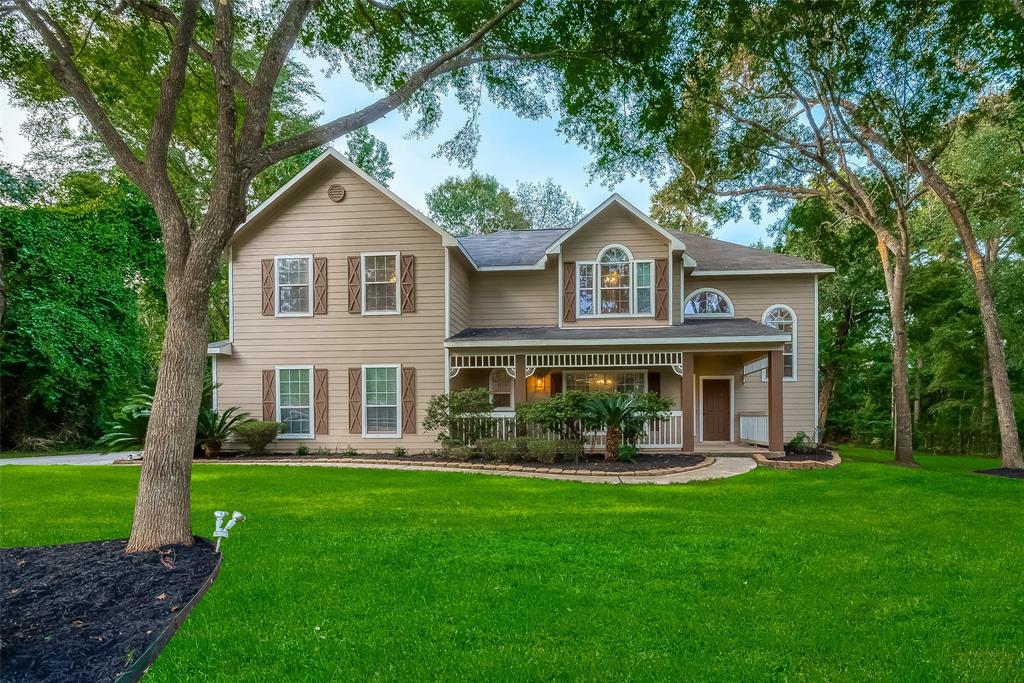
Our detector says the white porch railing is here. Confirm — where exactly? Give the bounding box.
[739,412,769,445]
[453,411,684,451]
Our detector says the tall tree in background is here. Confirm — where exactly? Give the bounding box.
[426,172,528,234]
[2,0,684,550]
[513,178,583,229]
[345,127,393,185]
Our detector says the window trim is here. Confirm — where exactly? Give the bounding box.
[489,367,515,411]
[683,287,735,318]
[761,304,798,382]
[360,252,401,316]
[575,244,655,319]
[274,254,314,318]
[361,363,402,438]
[275,364,315,439]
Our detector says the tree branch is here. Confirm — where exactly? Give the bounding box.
[145,0,198,173]
[247,0,531,173]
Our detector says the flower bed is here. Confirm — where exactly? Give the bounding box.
[753,447,842,470]
[0,537,220,683]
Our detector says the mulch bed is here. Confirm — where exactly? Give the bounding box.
[976,468,1024,479]
[770,451,836,463]
[1,537,220,683]
[195,451,706,473]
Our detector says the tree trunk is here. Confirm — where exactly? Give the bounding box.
[605,425,621,461]
[818,299,855,434]
[876,241,916,466]
[125,275,213,552]
[916,161,1023,469]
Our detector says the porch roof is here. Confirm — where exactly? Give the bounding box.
[445,318,789,348]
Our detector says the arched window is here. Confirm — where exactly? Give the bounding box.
[684,288,734,317]
[762,305,797,379]
[598,245,631,314]
[489,368,514,410]
[576,245,653,317]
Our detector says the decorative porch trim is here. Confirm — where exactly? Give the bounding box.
[449,354,516,369]
[525,351,685,368]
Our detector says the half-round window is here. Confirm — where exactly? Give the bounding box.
[599,247,629,263]
[684,288,734,316]
[762,305,796,379]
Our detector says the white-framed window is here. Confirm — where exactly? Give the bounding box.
[564,369,647,394]
[275,255,313,316]
[762,304,797,380]
[363,364,401,437]
[361,252,400,315]
[489,368,514,410]
[684,287,734,317]
[276,366,314,438]
[576,244,654,318]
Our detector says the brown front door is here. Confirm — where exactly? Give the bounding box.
[702,379,730,441]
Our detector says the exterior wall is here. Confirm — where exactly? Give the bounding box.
[217,161,446,452]
[561,203,672,327]
[684,275,817,440]
[467,264,558,328]
[448,250,472,335]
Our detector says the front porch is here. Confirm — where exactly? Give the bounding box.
[446,347,787,454]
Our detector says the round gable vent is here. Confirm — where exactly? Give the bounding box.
[327,184,346,203]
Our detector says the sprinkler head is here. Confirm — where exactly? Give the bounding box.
[224,511,246,531]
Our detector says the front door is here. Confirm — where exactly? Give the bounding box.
[702,379,730,441]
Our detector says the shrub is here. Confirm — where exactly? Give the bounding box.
[786,431,814,455]
[423,388,494,446]
[476,437,518,462]
[445,445,475,461]
[316,447,335,457]
[617,444,638,462]
[585,394,640,461]
[295,445,310,456]
[234,420,282,455]
[621,392,672,447]
[196,406,251,457]
[516,390,592,441]
[392,446,408,458]
[341,445,358,457]
[526,439,559,464]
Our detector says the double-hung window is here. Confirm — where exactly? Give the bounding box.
[277,366,313,437]
[276,255,312,316]
[364,365,400,436]
[362,253,399,314]
[576,245,654,318]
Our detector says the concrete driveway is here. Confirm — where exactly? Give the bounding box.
[0,452,140,466]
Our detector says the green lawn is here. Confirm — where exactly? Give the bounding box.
[2,456,1022,681]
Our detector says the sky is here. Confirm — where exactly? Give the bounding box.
[0,58,776,246]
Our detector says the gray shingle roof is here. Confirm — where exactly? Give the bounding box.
[456,226,831,273]
[446,318,788,344]
[457,229,564,267]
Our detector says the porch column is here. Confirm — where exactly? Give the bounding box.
[514,354,527,407]
[680,353,695,452]
[768,349,784,453]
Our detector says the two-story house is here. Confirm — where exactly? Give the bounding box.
[209,149,833,454]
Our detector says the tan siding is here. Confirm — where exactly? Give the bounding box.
[562,203,672,328]
[468,264,558,327]
[684,275,817,440]
[448,251,472,335]
[218,161,446,452]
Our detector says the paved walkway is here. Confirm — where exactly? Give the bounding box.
[206,455,758,485]
[0,452,139,466]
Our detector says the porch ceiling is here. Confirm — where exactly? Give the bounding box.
[445,318,789,348]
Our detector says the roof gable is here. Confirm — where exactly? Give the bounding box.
[543,194,687,256]
[230,148,458,247]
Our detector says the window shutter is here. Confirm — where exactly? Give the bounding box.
[550,372,563,396]
[262,369,276,421]
[648,371,661,396]
[562,261,576,323]
[313,257,328,315]
[400,254,416,313]
[261,259,275,316]
[654,258,669,320]
[401,367,416,434]
[347,256,361,314]
[348,367,362,433]
[314,368,329,434]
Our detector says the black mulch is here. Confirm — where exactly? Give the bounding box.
[976,467,1024,479]
[770,451,835,462]
[1,537,219,683]
[206,451,706,472]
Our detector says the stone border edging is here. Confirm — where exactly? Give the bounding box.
[753,449,842,470]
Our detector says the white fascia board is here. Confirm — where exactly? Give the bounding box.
[682,253,698,268]
[475,257,551,272]
[690,267,835,277]
[542,194,686,257]
[230,148,459,247]
[206,342,232,356]
[445,334,791,348]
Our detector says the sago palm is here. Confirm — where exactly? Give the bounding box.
[585,394,639,461]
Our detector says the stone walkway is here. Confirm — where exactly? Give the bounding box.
[206,455,758,485]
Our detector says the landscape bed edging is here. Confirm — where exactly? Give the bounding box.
[752,449,842,470]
